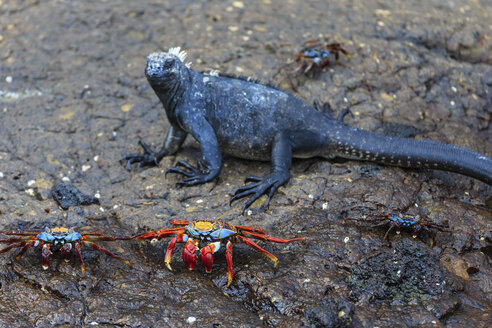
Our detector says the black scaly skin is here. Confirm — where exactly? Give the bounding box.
[122,49,492,213]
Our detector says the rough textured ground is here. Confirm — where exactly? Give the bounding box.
[0,0,491,327]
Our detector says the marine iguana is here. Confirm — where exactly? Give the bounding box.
[122,47,492,212]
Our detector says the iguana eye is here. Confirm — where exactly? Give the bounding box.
[164,58,175,68]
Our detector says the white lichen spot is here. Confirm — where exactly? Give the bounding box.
[94,193,101,199]
[450,100,455,106]
[322,202,328,210]
[27,179,36,186]
[25,188,35,196]
[62,176,70,182]
[344,236,350,243]
[113,204,119,209]
[82,164,91,172]
[0,172,3,178]
[308,194,314,199]
[112,131,117,137]
[451,86,457,93]
[99,207,105,212]
[196,199,203,204]
[5,76,12,83]
[89,322,99,326]
[186,317,196,324]
[93,155,99,161]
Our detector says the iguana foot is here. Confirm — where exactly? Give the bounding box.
[121,141,159,170]
[166,160,218,186]
[230,172,289,214]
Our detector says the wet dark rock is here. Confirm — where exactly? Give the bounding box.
[304,296,354,328]
[347,239,448,304]
[51,183,100,210]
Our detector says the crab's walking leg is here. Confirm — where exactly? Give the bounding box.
[164,233,185,271]
[136,227,186,240]
[83,235,133,242]
[83,241,132,267]
[383,223,397,240]
[15,241,36,260]
[169,219,189,226]
[225,241,233,287]
[41,243,52,271]
[241,231,305,243]
[236,235,279,267]
[73,242,85,276]
[0,236,36,243]
[0,241,27,254]
[200,242,221,273]
[182,239,199,270]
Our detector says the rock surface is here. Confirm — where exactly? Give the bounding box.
[0,0,491,327]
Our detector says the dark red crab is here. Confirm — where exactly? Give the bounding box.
[0,226,132,276]
[137,219,305,286]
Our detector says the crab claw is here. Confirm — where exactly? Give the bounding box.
[201,246,214,273]
[41,244,52,270]
[182,240,198,270]
[200,242,220,273]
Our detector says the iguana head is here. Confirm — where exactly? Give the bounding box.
[145,47,191,89]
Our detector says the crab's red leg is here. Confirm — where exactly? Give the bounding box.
[0,231,39,236]
[0,241,27,254]
[15,241,36,260]
[182,239,199,270]
[240,231,305,243]
[0,236,36,243]
[236,235,279,267]
[235,225,266,234]
[169,219,189,226]
[225,241,233,287]
[41,243,52,271]
[164,233,185,271]
[200,242,221,273]
[136,227,186,240]
[83,241,132,267]
[82,235,133,242]
[73,242,85,276]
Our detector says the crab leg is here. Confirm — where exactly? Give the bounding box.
[225,241,233,287]
[15,241,36,260]
[164,233,185,271]
[235,225,266,234]
[200,242,221,273]
[0,236,36,243]
[383,223,397,240]
[236,235,279,267]
[83,241,132,267]
[136,227,186,240]
[0,241,27,254]
[241,231,305,243]
[73,242,85,276]
[41,243,52,271]
[169,219,189,226]
[82,235,133,242]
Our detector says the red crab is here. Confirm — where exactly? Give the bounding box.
[0,227,132,276]
[137,219,305,286]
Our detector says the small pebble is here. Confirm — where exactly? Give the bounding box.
[82,164,91,172]
[344,237,349,243]
[27,179,36,186]
[94,193,100,199]
[186,317,196,324]
[5,76,12,83]
[196,199,203,203]
[322,202,328,210]
[62,176,70,182]
[99,207,105,212]
[93,155,99,161]
[26,188,35,196]
[0,172,3,178]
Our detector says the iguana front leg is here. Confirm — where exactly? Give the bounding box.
[122,125,187,169]
[230,132,292,213]
[166,116,222,185]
